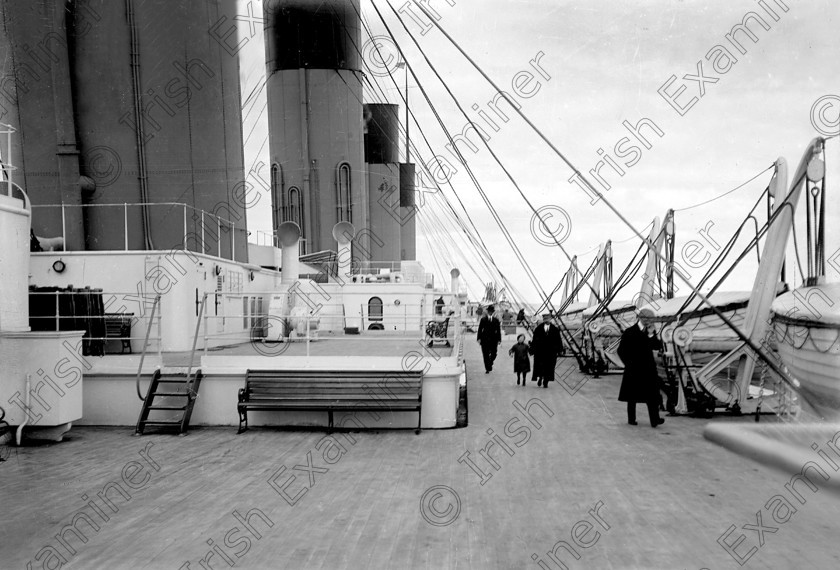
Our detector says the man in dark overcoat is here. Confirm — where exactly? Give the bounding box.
[477,305,502,373]
[617,307,664,427]
[530,313,563,387]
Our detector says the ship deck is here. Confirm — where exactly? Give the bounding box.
[162,332,454,367]
[3,341,839,569]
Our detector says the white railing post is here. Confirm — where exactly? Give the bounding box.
[55,291,60,330]
[183,204,188,248]
[201,211,205,253]
[217,217,221,256]
[61,204,66,248]
[156,296,163,363]
[124,203,129,250]
[231,222,235,260]
[203,301,209,358]
[306,315,310,357]
[4,125,12,197]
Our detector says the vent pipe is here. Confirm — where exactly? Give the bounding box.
[332,221,355,281]
[278,221,301,284]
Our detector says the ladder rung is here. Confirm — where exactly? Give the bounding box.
[152,392,190,397]
[148,405,187,410]
[141,420,182,425]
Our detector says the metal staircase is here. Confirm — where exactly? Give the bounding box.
[135,369,202,435]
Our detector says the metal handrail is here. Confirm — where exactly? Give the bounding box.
[134,295,161,400]
[186,293,209,389]
[30,201,245,257]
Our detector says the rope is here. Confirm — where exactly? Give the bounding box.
[376,0,617,321]
[354,8,517,295]
[673,165,774,212]
[408,0,820,397]
[374,2,566,317]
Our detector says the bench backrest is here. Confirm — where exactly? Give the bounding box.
[244,370,422,401]
[104,313,133,335]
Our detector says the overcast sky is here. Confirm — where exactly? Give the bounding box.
[239,0,839,304]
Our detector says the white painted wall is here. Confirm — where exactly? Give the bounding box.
[0,193,31,332]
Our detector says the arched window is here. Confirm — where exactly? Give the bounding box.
[336,162,352,222]
[368,296,383,322]
[271,163,283,219]
[288,186,303,234]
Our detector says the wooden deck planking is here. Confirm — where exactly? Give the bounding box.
[2,340,840,569]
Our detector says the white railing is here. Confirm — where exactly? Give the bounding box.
[196,292,458,359]
[1,122,18,197]
[30,202,245,260]
[28,289,163,360]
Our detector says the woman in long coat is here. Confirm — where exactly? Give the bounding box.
[617,308,664,427]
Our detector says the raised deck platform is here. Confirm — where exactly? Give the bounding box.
[2,341,838,569]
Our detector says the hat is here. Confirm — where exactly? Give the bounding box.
[487,305,495,313]
[541,313,552,318]
[636,307,655,318]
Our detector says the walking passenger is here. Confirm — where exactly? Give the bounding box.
[531,313,563,388]
[617,307,665,427]
[477,305,502,373]
[508,334,531,386]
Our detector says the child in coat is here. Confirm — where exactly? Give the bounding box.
[508,334,531,386]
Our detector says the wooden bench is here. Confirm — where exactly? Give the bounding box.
[104,313,133,354]
[237,370,423,434]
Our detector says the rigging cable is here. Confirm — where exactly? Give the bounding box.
[370,3,558,313]
[377,0,616,333]
[672,165,775,212]
[407,0,812,392]
[346,11,514,295]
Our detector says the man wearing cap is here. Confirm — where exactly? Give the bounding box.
[617,307,664,427]
[530,313,563,387]
[477,304,502,373]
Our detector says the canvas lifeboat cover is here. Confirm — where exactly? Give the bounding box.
[639,291,752,320]
[582,299,634,318]
[771,283,840,327]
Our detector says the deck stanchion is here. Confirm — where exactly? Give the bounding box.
[203,297,209,358]
[156,296,163,363]
[61,204,66,249]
